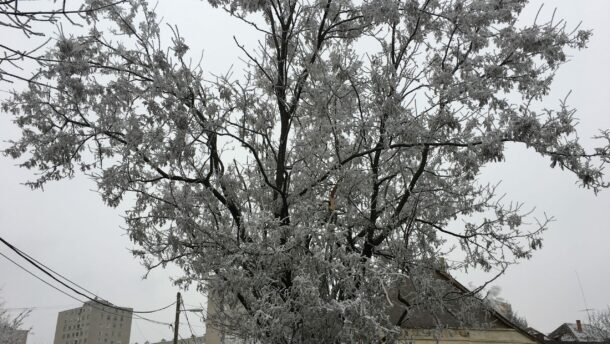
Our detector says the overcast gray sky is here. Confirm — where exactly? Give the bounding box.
[1,1,609,343]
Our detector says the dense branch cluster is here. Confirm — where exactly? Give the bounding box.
[0,295,30,344]
[0,0,125,83]
[2,0,609,342]
[590,307,610,342]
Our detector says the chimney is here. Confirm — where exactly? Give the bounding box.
[576,320,582,332]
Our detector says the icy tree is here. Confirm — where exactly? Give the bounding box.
[0,0,125,84]
[0,295,30,344]
[2,0,609,342]
[591,307,610,342]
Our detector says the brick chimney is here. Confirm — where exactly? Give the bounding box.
[576,320,582,332]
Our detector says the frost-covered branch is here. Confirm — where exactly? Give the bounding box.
[0,0,126,84]
[3,0,609,342]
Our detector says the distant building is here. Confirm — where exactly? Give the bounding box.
[546,320,608,343]
[203,293,251,344]
[52,300,132,344]
[0,327,28,344]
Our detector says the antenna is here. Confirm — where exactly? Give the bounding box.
[575,270,593,324]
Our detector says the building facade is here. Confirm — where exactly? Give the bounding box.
[400,328,539,344]
[203,294,248,344]
[53,300,132,344]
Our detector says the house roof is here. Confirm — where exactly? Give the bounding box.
[548,322,608,342]
[388,269,544,344]
[438,270,545,344]
[526,327,549,341]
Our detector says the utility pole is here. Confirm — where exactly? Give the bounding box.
[173,292,181,344]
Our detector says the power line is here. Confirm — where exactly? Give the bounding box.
[10,240,101,299]
[133,318,152,343]
[0,248,173,327]
[3,304,78,311]
[182,301,197,337]
[0,251,85,304]
[134,314,173,327]
[133,316,171,342]
[189,310,207,324]
[0,237,197,330]
[0,236,175,314]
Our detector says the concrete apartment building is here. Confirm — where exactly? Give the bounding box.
[53,300,132,344]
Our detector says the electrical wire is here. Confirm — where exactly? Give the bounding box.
[1,248,174,327]
[182,300,197,338]
[3,304,78,311]
[0,236,175,314]
[0,251,85,304]
[9,240,102,298]
[133,318,152,343]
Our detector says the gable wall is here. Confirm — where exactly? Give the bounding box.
[400,328,538,344]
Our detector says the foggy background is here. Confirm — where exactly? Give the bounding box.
[1,0,609,343]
